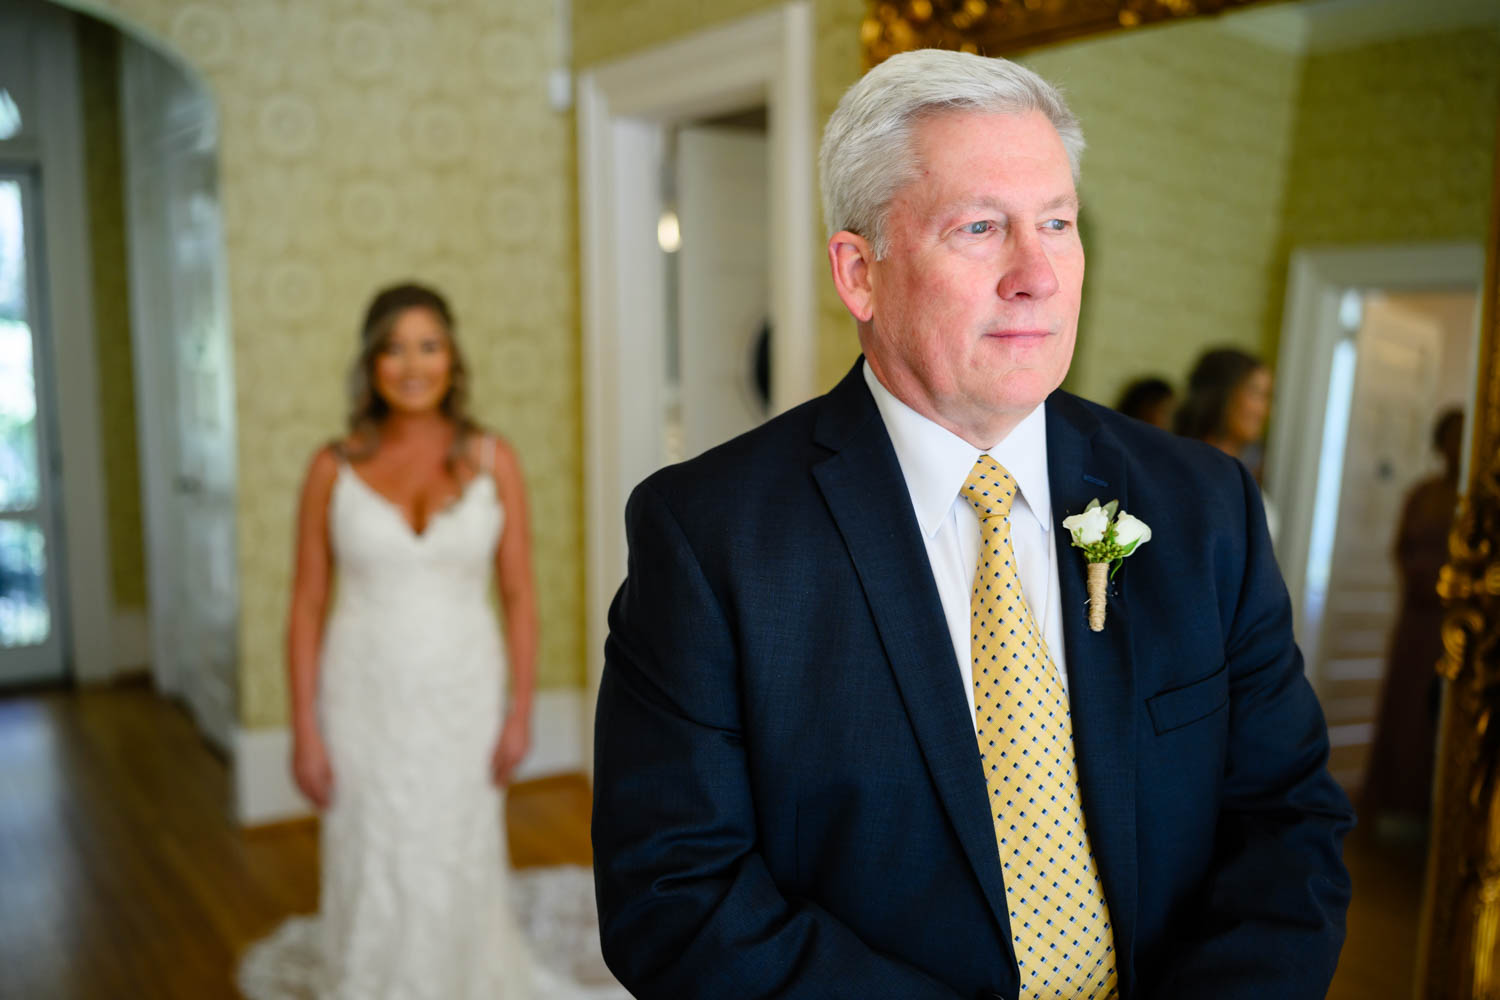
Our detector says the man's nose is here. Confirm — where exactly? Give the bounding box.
[996,230,1059,300]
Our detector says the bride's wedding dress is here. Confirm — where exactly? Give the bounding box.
[238,448,624,999]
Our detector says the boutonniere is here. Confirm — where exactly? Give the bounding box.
[1061,499,1152,632]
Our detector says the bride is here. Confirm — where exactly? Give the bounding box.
[239,283,622,1000]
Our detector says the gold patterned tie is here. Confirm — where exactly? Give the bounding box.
[963,456,1118,1000]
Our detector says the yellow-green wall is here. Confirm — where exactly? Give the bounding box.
[81,0,581,727]
[1279,28,1499,264]
[78,16,148,613]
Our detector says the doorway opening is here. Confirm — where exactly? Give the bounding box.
[1267,242,1483,807]
[576,2,816,774]
[3,0,239,756]
[661,105,772,465]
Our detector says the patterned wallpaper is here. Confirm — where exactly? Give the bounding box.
[1280,28,1498,264]
[77,17,148,612]
[78,0,580,727]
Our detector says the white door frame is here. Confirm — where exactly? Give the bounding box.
[119,37,205,702]
[1266,241,1484,682]
[577,2,816,775]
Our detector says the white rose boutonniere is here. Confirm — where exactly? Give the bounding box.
[1061,503,1110,545]
[1062,499,1152,631]
[1112,512,1152,549]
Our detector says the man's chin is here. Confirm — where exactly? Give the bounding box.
[978,368,1062,407]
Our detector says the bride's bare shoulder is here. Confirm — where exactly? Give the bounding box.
[302,440,351,494]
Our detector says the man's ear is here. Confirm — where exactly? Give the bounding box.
[828,230,876,323]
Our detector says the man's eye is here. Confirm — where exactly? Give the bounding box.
[960,221,993,235]
[1044,219,1073,232]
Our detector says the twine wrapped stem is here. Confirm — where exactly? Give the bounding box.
[1086,562,1109,632]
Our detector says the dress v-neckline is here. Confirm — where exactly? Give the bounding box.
[341,464,489,540]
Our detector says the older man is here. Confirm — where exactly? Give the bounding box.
[592,49,1352,1000]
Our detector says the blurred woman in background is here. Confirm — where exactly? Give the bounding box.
[1362,408,1464,835]
[1114,375,1177,429]
[1175,347,1278,540]
[1174,348,1272,468]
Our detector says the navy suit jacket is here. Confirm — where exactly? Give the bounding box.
[593,360,1353,999]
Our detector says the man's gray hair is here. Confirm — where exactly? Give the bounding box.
[819,48,1084,259]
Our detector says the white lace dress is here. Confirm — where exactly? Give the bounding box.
[238,455,625,1000]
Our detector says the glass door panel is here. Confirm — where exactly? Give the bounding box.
[0,172,64,682]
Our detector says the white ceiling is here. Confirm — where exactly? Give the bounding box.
[1219,0,1500,54]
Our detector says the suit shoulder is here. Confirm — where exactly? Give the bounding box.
[635,392,827,507]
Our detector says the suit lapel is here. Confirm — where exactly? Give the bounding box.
[811,363,1015,943]
[1046,392,1139,995]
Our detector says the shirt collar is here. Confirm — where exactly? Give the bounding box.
[862,361,1053,539]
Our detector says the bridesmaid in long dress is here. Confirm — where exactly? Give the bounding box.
[1363,408,1464,834]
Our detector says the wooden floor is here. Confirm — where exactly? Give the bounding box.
[0,682,1421,999]
[1328,819,1426,1000]
[0,682,590,1000]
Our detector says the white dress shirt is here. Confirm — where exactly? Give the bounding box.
[862,363,1071,727]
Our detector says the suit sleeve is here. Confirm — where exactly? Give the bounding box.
[592,481,964,1000]
[1154,462,1355,999]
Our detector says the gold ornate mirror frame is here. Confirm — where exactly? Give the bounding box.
[861,0,1288,65]
[1424,136,1500,999]
[864,2,1500,995]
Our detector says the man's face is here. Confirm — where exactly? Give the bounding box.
[861,109,1084,444]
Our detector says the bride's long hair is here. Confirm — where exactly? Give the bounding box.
[340,282,481,472]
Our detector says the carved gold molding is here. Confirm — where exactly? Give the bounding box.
[861,0,1288,63]
[1418,118,1500,1000]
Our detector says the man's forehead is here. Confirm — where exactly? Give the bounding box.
[909,105,1059,144]
[906,109,1072,175]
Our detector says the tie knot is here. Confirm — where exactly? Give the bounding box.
[962,455,1017,521]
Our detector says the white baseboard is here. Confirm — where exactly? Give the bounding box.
[233,687,585,827]
[517,687,584,782]
[112,609,152,672]
[234,725,304,826]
